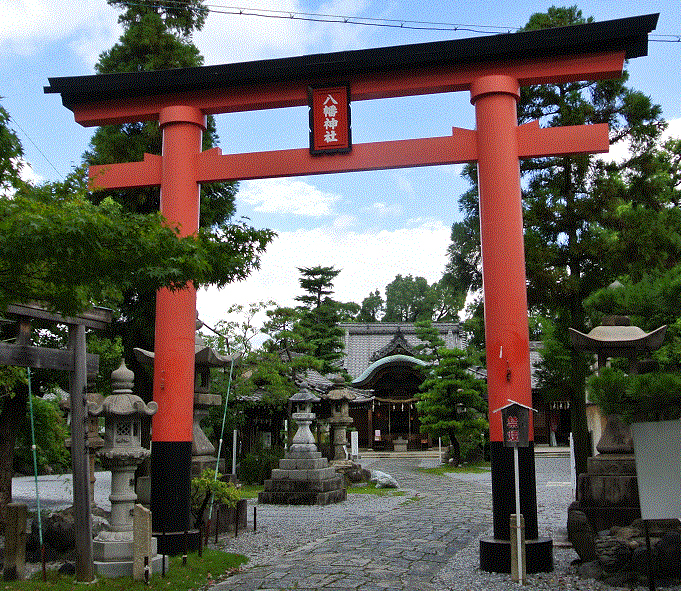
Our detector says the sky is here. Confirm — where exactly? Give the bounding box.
[1,0,680,333]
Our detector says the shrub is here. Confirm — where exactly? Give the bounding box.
[190,469,241,526]
[239,447,284,484]
[15,395,70,474]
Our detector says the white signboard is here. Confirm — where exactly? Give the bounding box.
[631,420,681,520]
[351,431,359,458]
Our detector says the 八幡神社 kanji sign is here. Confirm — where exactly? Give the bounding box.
[309,85,351,154]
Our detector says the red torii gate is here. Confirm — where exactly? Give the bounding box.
[46,13,657,571]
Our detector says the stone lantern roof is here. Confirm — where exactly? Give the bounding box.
[90,360,158,417]
[324,376,356,402]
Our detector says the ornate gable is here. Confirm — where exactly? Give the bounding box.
[369,328,416,362]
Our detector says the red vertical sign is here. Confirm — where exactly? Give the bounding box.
[309,84,351,155]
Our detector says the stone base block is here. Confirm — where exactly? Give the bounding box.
[258,489,346,505]
[94,553,167,578]
[270,466,337,481]
[578,473,640,507]
[278,457,329,470]
[263,476,344,493]
[480,537,553,574]
[587,454,637,475]
[581,505,641,533]
[285,450,323,460]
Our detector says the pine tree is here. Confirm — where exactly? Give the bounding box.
[415,320,487,464]
[294,266,346,375]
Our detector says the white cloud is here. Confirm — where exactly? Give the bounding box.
[197,218,451,327]
[238,178,341,216]
[333,214,358,229]
[371,201,403,216]
[195,0,371,65]
[0,0,119,65]
[664,118,681,142]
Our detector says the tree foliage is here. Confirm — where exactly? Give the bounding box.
[415,321,487,463]
[295,266,346,375]
[0,104,25,196]
[0,192,272,316]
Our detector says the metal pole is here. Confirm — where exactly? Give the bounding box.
[232,430,238,477]
[514,446,523,584]
[69,324,94,582]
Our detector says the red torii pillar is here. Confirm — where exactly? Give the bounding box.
[45,12,657,567]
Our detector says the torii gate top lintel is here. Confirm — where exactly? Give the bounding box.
[45,13,658,127]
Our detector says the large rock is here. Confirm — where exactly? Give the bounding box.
[370,470,398,489]
[567,507,597,562]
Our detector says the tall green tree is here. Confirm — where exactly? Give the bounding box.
[446,6,665,474]
[0,105,271,526]
[82,0,260,396]
[383,274,431,322]
[358,289,384,322]
[294,266,346,375]
[414,320,487,465]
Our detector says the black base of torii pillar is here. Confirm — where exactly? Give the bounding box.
[480,443,553,573]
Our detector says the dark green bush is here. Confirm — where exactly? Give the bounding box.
[238,447,284,484]
[15,396,71,474]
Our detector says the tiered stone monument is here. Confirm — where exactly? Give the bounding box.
[569,314,666,531]
[90,361,165,577]
[259,386,346,505]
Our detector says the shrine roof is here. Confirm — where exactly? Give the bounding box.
[46,14,658,110]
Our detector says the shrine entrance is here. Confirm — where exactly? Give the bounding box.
[46,13,657,572]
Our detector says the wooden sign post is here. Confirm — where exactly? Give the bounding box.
[495,400,536,584]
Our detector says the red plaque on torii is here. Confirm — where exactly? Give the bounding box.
[46,13,658,567]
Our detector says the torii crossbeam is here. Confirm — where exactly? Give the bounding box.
[46,13,658,569]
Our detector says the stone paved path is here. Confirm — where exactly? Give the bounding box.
[210,457,494,591]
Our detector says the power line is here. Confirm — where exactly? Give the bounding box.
[7,115,65,181]
[122,1,681,42]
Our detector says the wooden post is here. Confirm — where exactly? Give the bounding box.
[69,324,94,582]
[3,503,27,581]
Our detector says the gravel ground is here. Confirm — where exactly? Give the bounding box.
[209,455,681,591]
[13,455,681,590]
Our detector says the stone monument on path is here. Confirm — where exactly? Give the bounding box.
[259,385,346,505]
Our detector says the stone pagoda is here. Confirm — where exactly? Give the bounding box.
[259,385,346,505]
[569,313,666,530]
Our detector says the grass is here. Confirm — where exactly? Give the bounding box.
[7,549,246,591]
[347,483,406,496]
[419,461,491,476]
[237,484,263,499]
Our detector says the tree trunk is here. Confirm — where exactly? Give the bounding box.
[0,387,28,532]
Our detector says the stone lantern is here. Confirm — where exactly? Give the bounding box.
[259,384,346,505]
[90,360,161,577]
[325,377,356,462]
[288,385,321,454]
[568,310,667,532]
